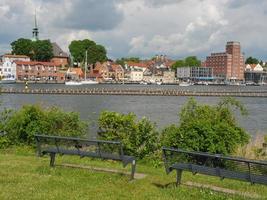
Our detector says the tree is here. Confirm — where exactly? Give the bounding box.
[32,40,53,61]
[245,57,259,64]
[184,56,201,67]
[11,38,33,57]
[98,111,159,159]
[0,105,87,147]
[161,97,250,155]
[68,39,107,64]
[171,60,185,70]
[10,38,53,61]
[115,57,140,67]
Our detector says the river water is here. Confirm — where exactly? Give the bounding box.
[1,83,267,137]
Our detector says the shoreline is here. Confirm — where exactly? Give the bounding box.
[1,87,267,97]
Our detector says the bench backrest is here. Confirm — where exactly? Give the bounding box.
[163,147,267,185]
[35,135,125,160]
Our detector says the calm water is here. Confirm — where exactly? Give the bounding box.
[1,83,267,137]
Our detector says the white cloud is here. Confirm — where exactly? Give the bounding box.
[128,2,228,58]
[0,0,267,60]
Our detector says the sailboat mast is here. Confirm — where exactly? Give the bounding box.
[84,50,87,80]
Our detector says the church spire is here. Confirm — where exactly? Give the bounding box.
[32,10,39,41]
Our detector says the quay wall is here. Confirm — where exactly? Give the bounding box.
[1,88,267,97]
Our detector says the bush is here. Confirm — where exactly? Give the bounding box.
[0,104,88,147]
[161,97,250,155]
[98,111,159,159]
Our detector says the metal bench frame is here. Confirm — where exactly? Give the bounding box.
[162,147,267,186]
[35,135,136,180]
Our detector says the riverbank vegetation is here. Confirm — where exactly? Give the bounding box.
[0,97,264,161]
[0,97,266,199]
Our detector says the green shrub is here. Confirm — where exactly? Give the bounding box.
[1,104,87,147]
[98,111,159,159]
[161,97,250,155]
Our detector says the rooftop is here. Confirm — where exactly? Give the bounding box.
[52,43,68,58]
[15,61,61,66]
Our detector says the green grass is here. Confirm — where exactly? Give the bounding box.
[0,147,266,200]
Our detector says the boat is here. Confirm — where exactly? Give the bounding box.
[65,81,82,86]
[0,77,16,84]
[140,81,148,85]
[81,50,99,85]
[81,79,99,84]
[179,82,191,87]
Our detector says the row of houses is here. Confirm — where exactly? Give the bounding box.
[0,53,177,83]
[0,54,65,83]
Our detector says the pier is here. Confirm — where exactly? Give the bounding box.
[1,88,267,97]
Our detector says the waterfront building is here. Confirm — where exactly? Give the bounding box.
[92,61,124,81]
[245,71,267,84]
[245,64,264,72]
[130,70,143,82]
[51,43,69,67]
[205,41,245,81]
[65,67,84,81]
[162,71,175,84]
[176,67,213,81]
[0,55,31,82]
[15,61,65,83]
[244,63,266,83]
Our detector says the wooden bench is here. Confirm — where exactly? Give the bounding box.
[35,135,136,180]
[162,147,267,185]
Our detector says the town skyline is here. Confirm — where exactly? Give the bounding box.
[0,0,267,60]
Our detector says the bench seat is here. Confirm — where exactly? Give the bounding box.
[163,147,267,185]
[35,135,136,180]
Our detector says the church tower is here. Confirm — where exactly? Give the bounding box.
[32,11,39,41]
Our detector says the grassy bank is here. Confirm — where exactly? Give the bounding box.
[0,147,266,200]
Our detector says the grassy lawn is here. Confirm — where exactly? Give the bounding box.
[0,147,266,200]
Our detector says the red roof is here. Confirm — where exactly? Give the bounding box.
[126,62,149,68]
[4,54,29,58]
[15,61,61,66]
[111,63,123,71]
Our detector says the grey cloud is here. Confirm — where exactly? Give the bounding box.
[227,0,264,9]
[57,0,124,31]
[144,0,184,7]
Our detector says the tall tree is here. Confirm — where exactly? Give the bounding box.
[171,60,185,70]
[68,39,107,64]
[10,38,53,61]
[184,56,201,67]
[32,40,53,62]
[245,57,259,64]
[11,38,33,57]
[115,57,140,67]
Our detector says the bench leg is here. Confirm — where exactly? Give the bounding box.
[176,169,183,186]
[130,160,136,180]
[50,153,56,167]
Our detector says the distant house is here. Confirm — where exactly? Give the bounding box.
[0,54,31,81]
[162,71,175,84]
[130,70,143,82]
[51,43,69,67]
[66,67,84,81]
[244,64,266,83]
[15,61,65,83]
[92,62,124,81]
[245,64,263,72]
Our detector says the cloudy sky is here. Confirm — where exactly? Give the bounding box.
[0,0,267,60]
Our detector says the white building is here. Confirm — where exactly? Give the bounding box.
[0,55,30,82]
[130,70,143,82]
[245,64,263,72]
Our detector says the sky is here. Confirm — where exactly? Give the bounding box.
[0,0,267,61]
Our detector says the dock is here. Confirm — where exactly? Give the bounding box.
[1,88,267,97]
